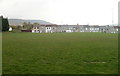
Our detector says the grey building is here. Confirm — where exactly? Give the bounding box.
[32,24,119,33]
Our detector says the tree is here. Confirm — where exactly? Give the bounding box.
[22,22,34,30]
[2,18,9,31]
[23,22,27,29]
[17,25,22,30]
[33,22,39,25]
[27,22,33,29]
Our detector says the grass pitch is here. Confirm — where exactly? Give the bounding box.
[2,32,118,74]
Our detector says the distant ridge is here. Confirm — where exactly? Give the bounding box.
[8,19,52,26]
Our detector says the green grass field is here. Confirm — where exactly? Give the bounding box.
[2,32,118,74]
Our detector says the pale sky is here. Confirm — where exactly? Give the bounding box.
[0,0,119,25]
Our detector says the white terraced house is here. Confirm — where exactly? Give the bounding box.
[32,24,120,33]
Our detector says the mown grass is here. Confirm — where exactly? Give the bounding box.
[2,32,118,74]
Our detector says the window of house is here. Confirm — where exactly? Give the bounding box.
[90,28,91,30]
[97,28,99,30]
[90,28,93,30]
[116,29,118,31]
[92,28,94,30]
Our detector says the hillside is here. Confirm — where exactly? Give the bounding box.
[8,19,52,26]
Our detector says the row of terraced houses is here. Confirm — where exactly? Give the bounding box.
[32,24,119,33]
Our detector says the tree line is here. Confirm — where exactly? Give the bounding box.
[10,22,40,31]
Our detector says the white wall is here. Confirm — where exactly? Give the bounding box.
[9,27,12,31]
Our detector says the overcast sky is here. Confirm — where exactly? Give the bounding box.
[0,0,119,25]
